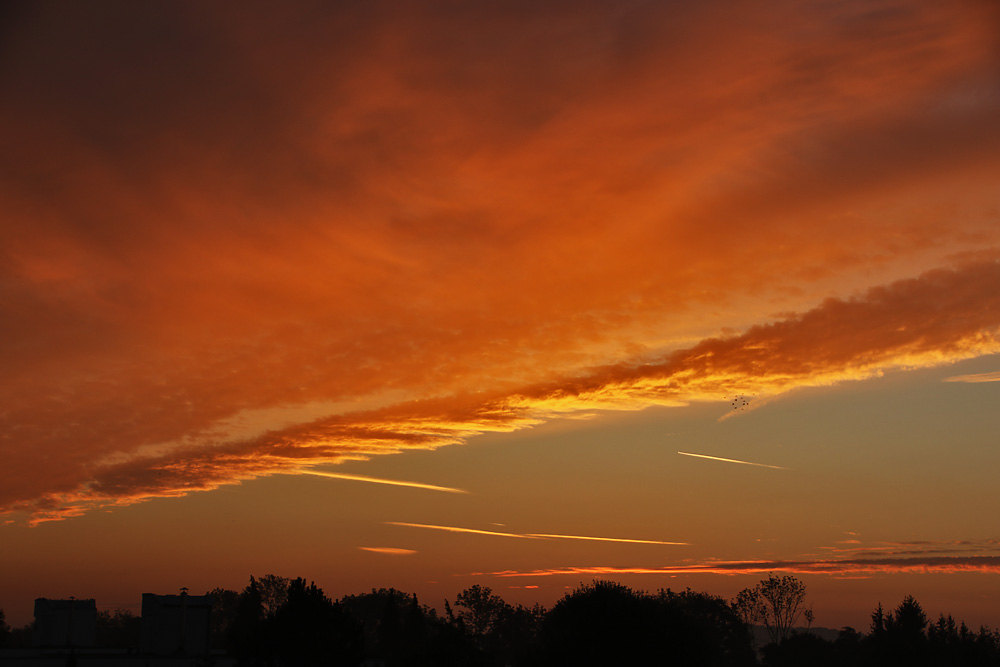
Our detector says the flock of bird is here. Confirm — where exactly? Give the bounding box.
[725,394,752,411]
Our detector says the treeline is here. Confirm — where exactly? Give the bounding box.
[211,577,754,666]
[764,595,1000,667]
[3,576,1000,666]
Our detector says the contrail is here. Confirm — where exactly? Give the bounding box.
[299,470,469,494]
[677,451,787,470]
[388,522,687,545]
[385,522,539,539]
[524,533,689,546]
[943,371,1000,383]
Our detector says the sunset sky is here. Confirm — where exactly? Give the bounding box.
[3,0,1000,630]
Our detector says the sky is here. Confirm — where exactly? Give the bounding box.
[2,0,1000,630]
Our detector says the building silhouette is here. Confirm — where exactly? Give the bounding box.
[140,590,211,656]
[32,598,96,648]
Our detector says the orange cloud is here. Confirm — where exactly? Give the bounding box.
[943,371,1000,383]
[2,2,1000,524]
[358,547,417,556]
[487,556,1000,578]
[820,538,1000,556]
[4,258,1000,524]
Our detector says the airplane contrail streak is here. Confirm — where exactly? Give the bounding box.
[524,533,690,546]
[677,451,787,470]
[299,470,469,493]
[385,522,538,538]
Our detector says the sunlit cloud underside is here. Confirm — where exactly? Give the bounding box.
[5,259,1000,524]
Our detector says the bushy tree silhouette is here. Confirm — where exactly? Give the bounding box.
[0,608,9,648]
[339,588,451,667]
[542,580,660,666]
[228,576,266,661]
[761,632,837,667]
[208,587,240,650]
[657,588,756,667]
[95,608,140,649]
[733,574,807,645]
[450,585,543,667]
[263,578,362,667]
[256,574,291,616]
[542,580,755,667]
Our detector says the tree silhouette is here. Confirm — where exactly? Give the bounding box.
[95,608,140,649]
[542,580,755,667]
[339,587,448,667]
[733,574,807,645]
[228,577,265,661]
[868,596,929,667]
[542,580,661,667]
[262,578,362,667]
[760,632,837,667]
[453,585,509,638]
[450,585,543,667]
[208,587,240,650]
[886,595,927,642]
[0,608,9,648]
[656,588,757,667]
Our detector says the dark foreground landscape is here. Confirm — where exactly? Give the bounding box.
[2,575,999,666]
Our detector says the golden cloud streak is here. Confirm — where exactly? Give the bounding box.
[297,470,469,494]
[676,451,788,470]
[358,547,417,555]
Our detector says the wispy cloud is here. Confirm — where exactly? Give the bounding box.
[358,547,417,555]
[943,371,1000,383]
[487,556,1000,578]
[819,538,1000,557]
[676,451,787,470]
[298,470,468,494]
